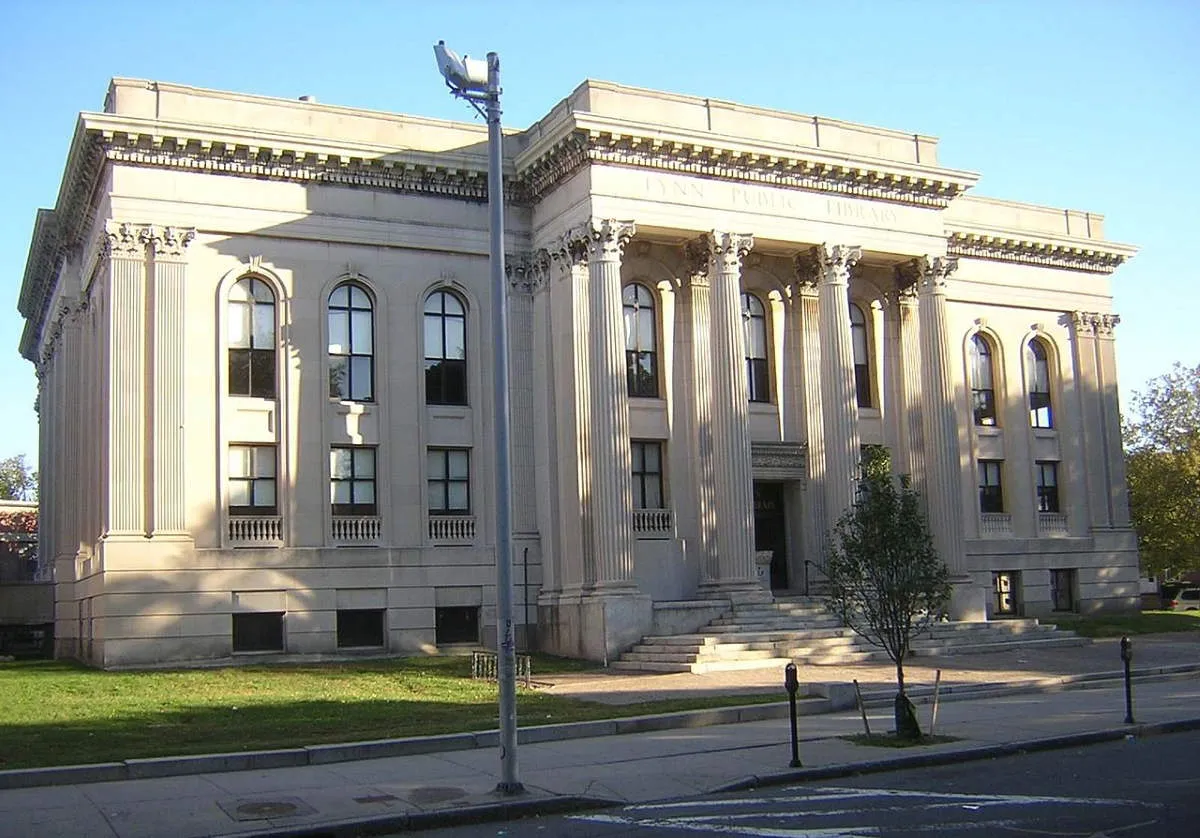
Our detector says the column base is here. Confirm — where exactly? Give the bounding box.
[536,589,652,665]
[947,575,987,622]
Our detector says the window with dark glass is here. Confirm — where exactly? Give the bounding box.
[424,291,467,405]
[623,284,658,398]
[228,445,277,515]
[336,609,384,648]
[631,441,664,509]
[428,448,470,514]
[328,283,374,402]
[228,277,276,398]
[850,302,872,407]
[969,334,997,426]
[741,293,770,402]
[331,446,377,516]
[232,612,283,652]
[435,606,479,644]
[1027,338,1053,428]
[1051,568,1076,612]
[1035,461,1060,513]
[978,459,1004,514]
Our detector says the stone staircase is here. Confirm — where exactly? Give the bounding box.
[610,596,1088,674]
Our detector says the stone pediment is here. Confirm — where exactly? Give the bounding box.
[751,442,808,482]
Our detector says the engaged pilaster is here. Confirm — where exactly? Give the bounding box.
[699,231,759,591]
[790,255,827,576]
[800,244,862,535]
[912,256,968,583]
[103,222,150,537]
[148,226,196,537]
[566,219,638,591]
[1070,312,1130,529]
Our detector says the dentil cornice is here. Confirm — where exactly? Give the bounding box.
[946,230,1133,275]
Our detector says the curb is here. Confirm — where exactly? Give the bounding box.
[712,716,1200,793]
[1,665,1197,791]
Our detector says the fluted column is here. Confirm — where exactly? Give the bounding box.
[883,271,926,488]
[702,231,759,589]
[796,281,827,575]
[1071,312,1129,529]
[567,219,638,590]
[148,227,195,536]
[800,244,862,534]
[103,222,149,537]
[914,256,967,578]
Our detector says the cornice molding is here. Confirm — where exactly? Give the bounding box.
[516,126,976,208]
[946,230,1132,275]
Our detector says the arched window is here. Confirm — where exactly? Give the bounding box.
[622,284,658,398]
[741,293,769,403]
[424,290,467,405]
[1026,338,1053,428]
[969,334,997,426]
[228,277,276,399]
[850,303,872,408]
[328,283,374,402]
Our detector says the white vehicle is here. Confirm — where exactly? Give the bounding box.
[1169,588,1200,611]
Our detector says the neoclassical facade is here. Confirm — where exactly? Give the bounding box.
[18,78,1138,668]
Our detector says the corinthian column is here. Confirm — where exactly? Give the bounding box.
[802,244,862,534]
[148,226,196,537]
[914,256,969,588]
[697,231,759,592]
[566,219,638,591]
[104,222,149,537]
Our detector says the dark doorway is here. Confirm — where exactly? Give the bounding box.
[753,482,788,590]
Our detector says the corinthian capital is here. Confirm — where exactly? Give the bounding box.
[797,243,862,287]
[506,249,553,295]
[103,222,150,259]
[704,231,755,275]
[1071,311,1121,337]
[148,226,197,260]
[916,255,958,294]
[562,218,637,263]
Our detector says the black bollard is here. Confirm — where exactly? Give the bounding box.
[785,662,802,767]
[1120,635,1134,724]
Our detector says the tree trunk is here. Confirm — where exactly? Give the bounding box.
[894,655,921,739]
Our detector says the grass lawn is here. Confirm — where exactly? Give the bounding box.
[1048,609,1200,638]
[0,656,781,771]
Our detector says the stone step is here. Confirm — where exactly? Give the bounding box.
[689,657,794,674]
[706,620,844,632]
[909,636,1089,657]
[609,660,694,673]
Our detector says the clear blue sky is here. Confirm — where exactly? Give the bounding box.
[1,0,1197,468]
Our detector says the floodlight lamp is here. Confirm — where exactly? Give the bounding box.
[434,40,489,94]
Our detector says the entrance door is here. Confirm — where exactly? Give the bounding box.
[753,482,788,591]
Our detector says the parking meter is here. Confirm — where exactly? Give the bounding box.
[1120,635,1134,723]
[785,662,799,696]
[1120,636,1132,664]
[784,662,801,766]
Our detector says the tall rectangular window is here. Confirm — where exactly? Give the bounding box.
[331,447,377,516]
[428,448,470,514]
[424,291,467,405]
[978,460,1004,514]
[1035,461,1060,513]
[1051,568,1077,612]
[742,293,770,403]
[631,441,665,509]
[228,445,277,515]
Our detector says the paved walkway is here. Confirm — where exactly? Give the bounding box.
[1,635,1199,837]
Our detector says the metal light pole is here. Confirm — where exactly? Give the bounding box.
[433,40,523,796]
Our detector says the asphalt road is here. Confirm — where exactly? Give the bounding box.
[415,730,1200,837]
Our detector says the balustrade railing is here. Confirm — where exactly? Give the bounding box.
[980,513,1013,538]
[332,515,382,544]
[429,514,475,543]
[632,508,674,538]
[228,515,283,545]
[1038,512,1068,536]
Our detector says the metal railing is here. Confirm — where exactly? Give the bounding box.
[429,514,475,543]
[472,650,531,687]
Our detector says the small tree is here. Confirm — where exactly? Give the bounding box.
[1123,362,1200,578]
[0,455,37,502]
[824,447,952,739]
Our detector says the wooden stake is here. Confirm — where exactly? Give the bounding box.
[853,678,871,737]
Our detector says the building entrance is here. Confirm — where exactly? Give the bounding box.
[753,482,789,591]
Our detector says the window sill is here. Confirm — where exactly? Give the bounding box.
[1032,428,1058,439]
[333,401,374,413]
[976,426,1002,438]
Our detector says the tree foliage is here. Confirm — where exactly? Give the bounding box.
[824,447,952,738]
[1123,362,1200,577]
[0,455,37,501]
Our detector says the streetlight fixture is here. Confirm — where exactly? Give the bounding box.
[433,39,523,796]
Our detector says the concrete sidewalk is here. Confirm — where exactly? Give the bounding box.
[2,639,1199,837]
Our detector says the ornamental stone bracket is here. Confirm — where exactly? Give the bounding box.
[751,441,808,482]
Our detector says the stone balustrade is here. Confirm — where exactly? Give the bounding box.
[228,516,283,546]
[332,516,382,544]
[632,508,674,538]
[428,514,475,544]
